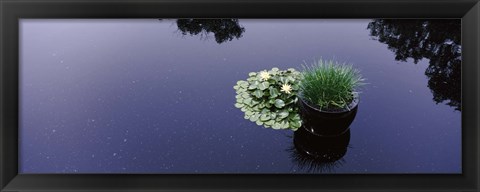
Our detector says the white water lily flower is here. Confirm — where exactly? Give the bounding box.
[280,83,292,94]
[259,71,271,81]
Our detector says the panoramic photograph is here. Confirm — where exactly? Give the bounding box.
[19,19,461,173]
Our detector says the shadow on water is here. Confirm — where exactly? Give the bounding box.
[367,19,461,111]
[288,127,351,173]
[175,19,245,44]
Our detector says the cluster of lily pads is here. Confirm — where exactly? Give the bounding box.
[233,68,302,130]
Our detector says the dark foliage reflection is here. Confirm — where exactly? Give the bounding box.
[176,19,245,44]
[289,128,350,173]
[368,19,461,110]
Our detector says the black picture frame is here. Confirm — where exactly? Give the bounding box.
[1,0,478,191]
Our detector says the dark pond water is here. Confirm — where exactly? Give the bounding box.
[19,19,461,173]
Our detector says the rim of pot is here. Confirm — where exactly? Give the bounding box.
[298,92,359,114]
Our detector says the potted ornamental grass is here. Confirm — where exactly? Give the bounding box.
[298,59,365,136]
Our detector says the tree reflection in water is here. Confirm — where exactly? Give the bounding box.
[368,19,461,111]
[176,19,245,44]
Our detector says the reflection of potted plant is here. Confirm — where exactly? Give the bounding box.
[234,68,302,130]
[291,127,350,172]
[298,59,365,136]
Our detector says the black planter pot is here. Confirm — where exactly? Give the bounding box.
[298,93,359,136]
[293,126,351,164]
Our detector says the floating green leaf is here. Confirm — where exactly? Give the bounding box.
[249,114,259,121]
[272,123,282,129]
[274,99,285,108]
[258,82,270,90]
[260,114,270,121]
[234,103,244,108]
[278,111,289,119]
[253,90,264,98]
[265,120,275,126]
[290,120,301,129]
[243,97,252,105]
[269,87,279,98]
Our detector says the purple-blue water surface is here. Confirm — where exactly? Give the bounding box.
[19,19,461,173]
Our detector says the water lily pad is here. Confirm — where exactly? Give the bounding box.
[265,120,275,126]
[260,114,270,121]
[253,90,264,98]
[278,111,289,119]
[258,82,270,90]
[249,114,259,121]
[243,97,252,105]
[269,87,279,98]
[274,99,285,108]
